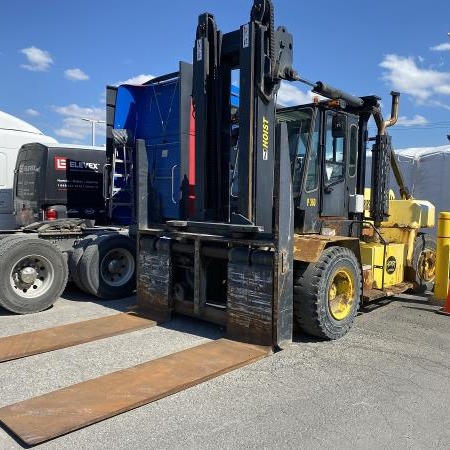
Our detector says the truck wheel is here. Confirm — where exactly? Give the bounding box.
[78,234,136,299]
[68,234,99,293]
[0,235,68,314]
[411,233,437,294]
[293,246,362,340]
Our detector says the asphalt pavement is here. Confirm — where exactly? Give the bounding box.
[0,288,449,449]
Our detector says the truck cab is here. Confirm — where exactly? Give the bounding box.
[14,143,107,227]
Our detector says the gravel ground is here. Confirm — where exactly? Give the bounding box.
[0,289,449,450]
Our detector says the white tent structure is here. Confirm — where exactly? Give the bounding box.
[0,111,57,229]
[366,144,450,232]
[394,145,450,221]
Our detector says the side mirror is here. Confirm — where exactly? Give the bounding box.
[332,115,347,139]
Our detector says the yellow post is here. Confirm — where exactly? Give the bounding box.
[435,212,450,300]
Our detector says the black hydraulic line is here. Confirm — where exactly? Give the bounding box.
[370,134,392,226]
[292,76,365,108]
[251,0,282,102]
[251,0,276,72]
[312,81,364,108]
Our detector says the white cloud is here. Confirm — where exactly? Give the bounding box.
[396,115,428,127]
[115,74,155,86]
[53,104,105,143]
[380,54,450,104]
[64,68,89,81]
[277,82,318,106]
[53,104,103,120]
[430,43,450,52]
[20,46,53,71]
[25,108,40,117]
[435,85,450,95]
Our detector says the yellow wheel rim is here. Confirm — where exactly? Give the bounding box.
[418,249,436,282]
[328,268,355,321]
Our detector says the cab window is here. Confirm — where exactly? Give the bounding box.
[281,107,314,197]
[305,113,320,192]
[349,124,358,177]
[324,112,346,186]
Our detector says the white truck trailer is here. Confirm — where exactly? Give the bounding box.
[0,111,57,229]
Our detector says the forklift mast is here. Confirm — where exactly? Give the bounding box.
[192,0,298,231]
[136,0,299,348]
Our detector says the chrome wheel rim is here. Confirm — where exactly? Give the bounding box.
[10,254,54,299]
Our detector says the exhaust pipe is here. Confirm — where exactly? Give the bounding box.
[376,91,400,136]
[370,91,400,226]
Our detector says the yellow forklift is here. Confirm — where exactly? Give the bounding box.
[135,0,436,342]
[0,0,437,444]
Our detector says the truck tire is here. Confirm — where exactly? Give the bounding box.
[411,233,437,294]
[293,246,362,340]
[77,234,136,299]
[68,234,100,293]
[0,235,68,314]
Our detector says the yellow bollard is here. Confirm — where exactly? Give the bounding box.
[435,212,450,300]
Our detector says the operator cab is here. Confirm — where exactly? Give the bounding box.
[277,101,360,234]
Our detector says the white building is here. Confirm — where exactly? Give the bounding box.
[0,111,57,229]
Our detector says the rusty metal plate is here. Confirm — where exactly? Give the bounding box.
[0,339,270,446]
[0,313,156,363]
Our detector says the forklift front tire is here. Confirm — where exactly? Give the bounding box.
[293,246,362,340]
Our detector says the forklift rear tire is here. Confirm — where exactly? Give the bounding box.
[411,233,437,294]
[293,246,362,340]
[77,234,136,299]
[0,235,68,314]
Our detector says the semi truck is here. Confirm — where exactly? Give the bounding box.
[0,143,136,314]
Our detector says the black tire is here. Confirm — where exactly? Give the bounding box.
[0,235,68,314]
[77,234,136,299]
[293,246,362,340]
[68,234,100,293]
[410,233,437,294]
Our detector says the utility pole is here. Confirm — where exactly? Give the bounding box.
[80,118,105,146]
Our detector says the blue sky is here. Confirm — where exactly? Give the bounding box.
[1,0,450,149]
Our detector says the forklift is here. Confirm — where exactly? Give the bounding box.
[135,0,435,344]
